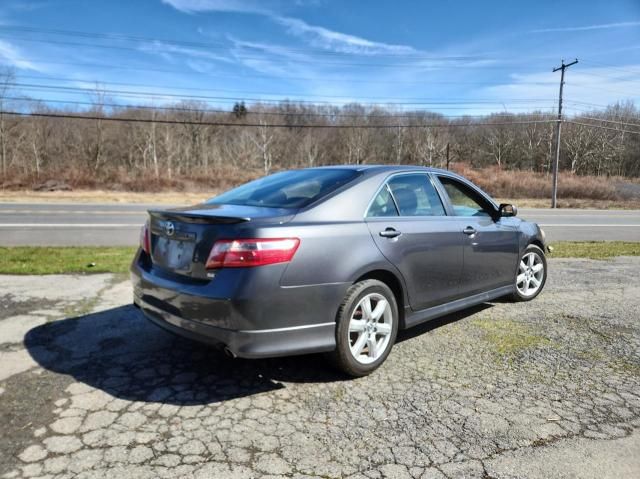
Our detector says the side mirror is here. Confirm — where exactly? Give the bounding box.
[499,203,518,217]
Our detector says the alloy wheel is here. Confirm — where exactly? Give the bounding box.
[348,293,393,364]
[516,251,545,297]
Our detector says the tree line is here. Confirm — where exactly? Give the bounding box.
[0,71,639,190]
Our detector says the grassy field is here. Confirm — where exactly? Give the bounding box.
[549,241,640,260]
[0,247,137,275]
[0,242,638,274]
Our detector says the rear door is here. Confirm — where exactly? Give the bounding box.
[365,173,464,311]
[433,174,519,295]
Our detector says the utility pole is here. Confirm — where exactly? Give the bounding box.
[551,58,578,208]
[445,142,450,170]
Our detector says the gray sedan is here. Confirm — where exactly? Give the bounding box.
[131,165,548,376]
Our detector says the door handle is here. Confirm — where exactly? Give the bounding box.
[463,226,476,235]
[379,228,401,238]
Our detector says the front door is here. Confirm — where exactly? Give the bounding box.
[434,175,520,296]
[365,173,464,311]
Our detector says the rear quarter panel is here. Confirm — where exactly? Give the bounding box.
[249,221,395,287]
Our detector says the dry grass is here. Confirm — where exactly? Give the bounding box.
[2,164,639,209]
[0,190,213,204]
[452,164,634,202]
[497,198,640,210]
[2,167,262,194]
[0,166,262,203]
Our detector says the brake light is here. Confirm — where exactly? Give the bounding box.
[206,238,300,269]
[140,221,150,254]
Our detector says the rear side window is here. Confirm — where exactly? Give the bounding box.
[387,174,445,217]
[438,176,493,217]
[207,169,361,209]
[367,186,399,217]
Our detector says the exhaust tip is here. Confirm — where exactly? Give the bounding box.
[223,347,237,359]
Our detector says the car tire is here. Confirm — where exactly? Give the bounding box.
[511,244,547,302]
[327,279,399,377]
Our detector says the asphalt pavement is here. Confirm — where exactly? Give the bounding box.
[1,258,639,477]
[0,203,638,245]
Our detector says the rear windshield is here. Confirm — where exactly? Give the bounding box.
[207,169,361,209]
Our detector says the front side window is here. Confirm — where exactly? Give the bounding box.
[387,174,446,217]
[438,176,493,217]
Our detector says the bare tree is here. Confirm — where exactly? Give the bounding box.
[28,102,54,177]
[250,118,274,174]
[482,120,515,169]
[0,67,16,182]
[299,130,324,166]
[87,85,109,173]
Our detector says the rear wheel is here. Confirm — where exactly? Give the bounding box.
[511,244,547,301]
[328,279,398,377]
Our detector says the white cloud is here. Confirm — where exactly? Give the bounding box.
[161,0,270,14]
[162,0,418,56]
[139,40,234,65]
[273,16,417,55]
[0,40,42,71]
[531,21,640,33]
[227,37,317,78]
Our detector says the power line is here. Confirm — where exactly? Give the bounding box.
[566,82,640,97]
[15,72,556,90]
[5,110,637,136]
[0,96,559,120]
[5,81,560,107]
[570,115,640,129]
[27,81,609,111]
[576,70,640,86]
[0,55,559,91]
[566,120,640,136]
[579,59,640,76]
[0,110,558,129]
[563,99,613,109]
[3,78,560,104]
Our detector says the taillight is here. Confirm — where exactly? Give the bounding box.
[139,221,150,254]
[206,238,300,269]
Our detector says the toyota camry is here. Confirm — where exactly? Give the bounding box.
[131,166,548,376]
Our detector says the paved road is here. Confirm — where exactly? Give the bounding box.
[1,258,639,477]
[0,203,638,245]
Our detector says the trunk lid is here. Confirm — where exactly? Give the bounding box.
[147,203,295,279]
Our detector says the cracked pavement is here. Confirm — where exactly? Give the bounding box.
[0,258,639,478]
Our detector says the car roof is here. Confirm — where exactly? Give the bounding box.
[304,164,456,176]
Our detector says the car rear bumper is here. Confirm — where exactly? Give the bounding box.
[130,251,344,358]
[135,296,336,358]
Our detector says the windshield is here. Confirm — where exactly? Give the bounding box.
[207,169,361,209]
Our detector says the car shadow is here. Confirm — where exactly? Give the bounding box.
[25,305,347,406]
[396,303,493,343]
[25,302,495,406]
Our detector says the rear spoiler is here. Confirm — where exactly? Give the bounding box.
[148,210,250,224]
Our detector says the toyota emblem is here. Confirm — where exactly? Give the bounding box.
[164,221,175,237]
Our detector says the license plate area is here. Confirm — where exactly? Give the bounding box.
[153,236,196,272]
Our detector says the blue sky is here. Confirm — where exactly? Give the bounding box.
[0,0,639,115]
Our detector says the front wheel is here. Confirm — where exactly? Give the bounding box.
[512,244,547,301]
[327,279,399,377]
